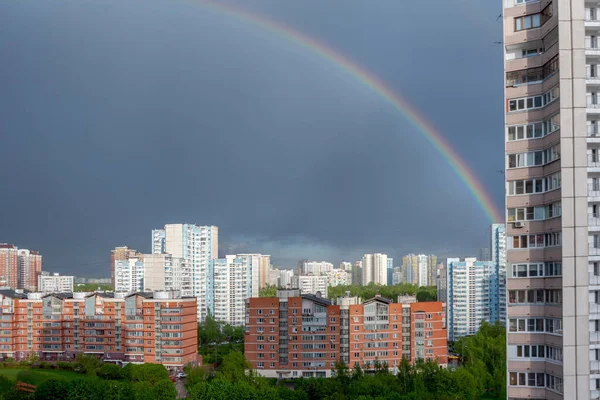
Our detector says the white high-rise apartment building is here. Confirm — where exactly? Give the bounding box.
[291,275,328,297]
[446,258,501,342]
[362,253,388,285]
[417,255,429,287]
[152,224,218,322]
[143,254,192,297]
[503,1,591,397]
[279,269,294,287]
[114,257,145,292]
[302,261,334,276]
[38,272,74,294]
[210,254,269,326]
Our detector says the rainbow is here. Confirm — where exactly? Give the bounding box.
[193,0,503,223]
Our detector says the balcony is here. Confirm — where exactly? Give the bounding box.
[591,214,600,231]
[586,19,600,29]
[588,75,600,86]
[589,184,600,200]
[588,103,600,114]
[587,46,600,57]
[590,303,600,315]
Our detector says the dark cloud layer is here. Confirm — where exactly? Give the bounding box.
[0,0,503,275]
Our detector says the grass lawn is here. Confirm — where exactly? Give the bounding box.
[0,368,85,385]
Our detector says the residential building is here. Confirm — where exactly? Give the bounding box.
[480,247,491,261]
[362,254,388,285]
[490,224,507,326]
[212,254,263,326]
[38,273,74,294]
[301,261,334,276]
[297,259,308,277]
[326,269,352,287]
[0,244,42,291]
[0,289,198,368]
[339,261,352,271]
[143,254,192,297]
[351,263,362,286]
[258,255,271,290]
[114,257,145,293]
[426,255,438,287]
[152,224,218,322]
[110,246,141,289]
[387,258,394,285]
[436,262,447,304]
[0,244,18,288]
[245,290,447,378]
[502,1,588,397]
[290,275,328,297]
[279,269,294,288]
[268,269,280,287]
[447,258,503,341]
[401,254,418,285]
[392,267,403,285]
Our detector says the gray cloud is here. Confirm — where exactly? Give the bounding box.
[0,0,503,275]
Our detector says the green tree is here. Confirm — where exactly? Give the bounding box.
[97,363,124,380]
[123,363,169,385]
[74,353,103,375]
[74,284,113,292]
[259,285,277,297]
[34,380,69,400]
[153,380,177,400]
[216,351,252,382]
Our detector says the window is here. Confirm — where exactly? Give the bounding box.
[510,232,561,249]
[507,145,560,168]
[507,203,562,222]
[514,3,553,31]
[508,85,559,112]
[507,172,561,195]
[506,55,558,86]
[507,114,560,141]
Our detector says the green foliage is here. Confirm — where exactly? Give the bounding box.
[454,321,506,399]
[96,363,124,380]
[327,283,437,302]
[34,379,69,400]
[74,354,103,376]
[259,285,278,298]
[186,327,506,400]
[122,363,169,385]
[197,309,245,364]
[74,284,113,292]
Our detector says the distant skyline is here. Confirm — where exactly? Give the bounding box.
[0,0,503,276]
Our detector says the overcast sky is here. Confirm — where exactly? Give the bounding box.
[0,0,504,276]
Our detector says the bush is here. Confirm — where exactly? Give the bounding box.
[56,361,74,371]
[97,363,124,380]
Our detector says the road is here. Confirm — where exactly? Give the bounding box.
[175,377,187,399]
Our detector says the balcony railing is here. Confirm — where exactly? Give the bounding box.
[589,183,600,197]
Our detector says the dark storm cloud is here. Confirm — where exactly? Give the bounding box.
[0,0,503,275]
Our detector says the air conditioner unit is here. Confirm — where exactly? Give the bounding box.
[513,221,525,228]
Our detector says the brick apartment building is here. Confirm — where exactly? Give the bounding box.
[0,289,198,369]
[245,290,447,378]
[0,244,42,291]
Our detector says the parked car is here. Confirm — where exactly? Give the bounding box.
[176,372,187,379]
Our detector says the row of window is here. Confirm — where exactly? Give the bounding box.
[514,3,553,32]
[507,114,560,141]
[513,344,563,362]
[509,317,562,334]
[510,262,562,278]
[508,86,559,112]
[508,372,563,393]
[507,145,560,169]
[510,232,562,249]
[506,55,558,87]
[507,172,561,195]
[508,289,562,305]
[508,203,561,222]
